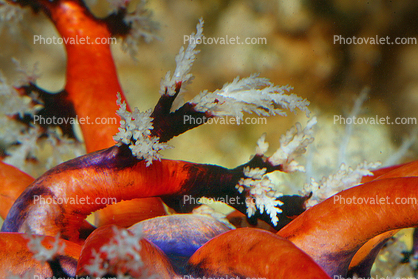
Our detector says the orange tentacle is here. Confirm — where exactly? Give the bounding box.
[0,232,81,278]
[95,198,167,228]
[33,0,168,228]
[348,230,398,276]
[370,159,418,180]
[360,164,403,183]
[0,161,34,219]
[37,0,126,152]
[1,145,241,243]
[187,228,331,278]
[76,225,176,278]
[278,177,418,276]
[349,160,418,275]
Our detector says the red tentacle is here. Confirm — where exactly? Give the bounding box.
[278,176,418,276]
[187,228,331,278]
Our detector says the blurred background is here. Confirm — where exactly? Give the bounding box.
[2,0,418,169]
[1,0,418,276]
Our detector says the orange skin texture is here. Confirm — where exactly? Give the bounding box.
[369,159,418,180]
[94,197,167,228]
[187,228,331,279]
[0,232,81,278]
[76,225,176,278]
[2,145,235,244]
[0,161,34,219]
[40,0,125,152]
[34,0,165,228]
[348,229,398,274]
[7,157,181,240]
[360,164,403,183]
[278,176,418,276]
[349,160,418,272]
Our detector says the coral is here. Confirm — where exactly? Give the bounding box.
[26,233,66,263]
[113,92,171,165]
[303,160,381,208]
[77,225,175,278]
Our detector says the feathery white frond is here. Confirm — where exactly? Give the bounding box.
[236,167,283,226]
[26,233,66,263]
[268,117,316,172]
[303,160,381,208]
[4,126,42,171]
[83,226,144,277]
[0,72,38,118]
[0,1,26,36]
[122,0,160,58]
[191,74,310,122]
[193,205,236,229]
[113,93,171,166]
[160,18,204,96]
[255,133,269,156]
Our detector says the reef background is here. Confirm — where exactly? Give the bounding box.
[2,0,418,167]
